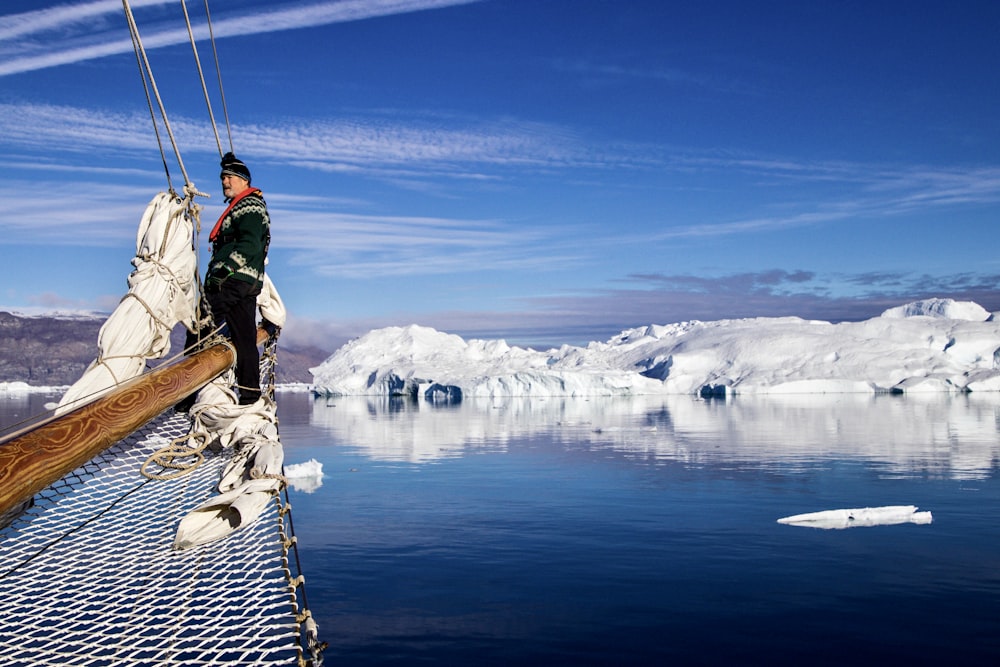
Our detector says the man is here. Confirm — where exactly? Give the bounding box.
[194,151,271,406]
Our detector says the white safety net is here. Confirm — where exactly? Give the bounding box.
[0,407,315,666]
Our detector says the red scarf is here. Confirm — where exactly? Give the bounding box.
[208,188,262,242]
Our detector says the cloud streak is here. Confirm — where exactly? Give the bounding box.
[0,102,596,178]
[0,0,484,76]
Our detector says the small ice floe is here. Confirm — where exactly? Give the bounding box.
[777,505,932,530]
[284,458,324,494]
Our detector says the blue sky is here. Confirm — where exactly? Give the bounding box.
[2,0,999,352]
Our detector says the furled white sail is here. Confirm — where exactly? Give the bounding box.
[56,192,199,413]
[172,379,286,550]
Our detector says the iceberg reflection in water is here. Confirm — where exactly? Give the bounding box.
[283,392,1000,665]
[307,392,1000,480]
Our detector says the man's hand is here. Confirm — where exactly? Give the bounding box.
[206,267,233,291]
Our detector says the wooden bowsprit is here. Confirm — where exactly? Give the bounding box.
[0,329,268,520]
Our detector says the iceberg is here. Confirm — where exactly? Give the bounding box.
[284,458,324,493]
[311,298,1000,398]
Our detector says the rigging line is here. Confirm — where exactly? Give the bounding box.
[180,0,223,158]
[203,0,235,155]
[127,17,174,194]
[121,0,193,188]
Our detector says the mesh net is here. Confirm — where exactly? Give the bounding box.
[0,409,312,666]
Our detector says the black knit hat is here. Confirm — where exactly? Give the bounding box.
[220,152,251,184]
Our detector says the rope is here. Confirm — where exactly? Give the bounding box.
[118,291,173,337]
[266,335,327,666]
[203,0,235,155]
[126,14,174,195]
[140,432,209,480]
[180,0,224,157]
[0,477,154,580]
[121,0,193,189]
[0,412,304,665]
[139,325,271,482]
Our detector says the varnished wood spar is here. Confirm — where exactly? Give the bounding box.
[0,328,268,518]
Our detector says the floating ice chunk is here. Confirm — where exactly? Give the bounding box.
[284,458,324,493]
[285,458,323,478]
[777,505,932,529]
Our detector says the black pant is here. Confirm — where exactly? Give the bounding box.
[186,278,262,402]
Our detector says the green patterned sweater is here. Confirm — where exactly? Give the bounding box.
[209,190,270,287]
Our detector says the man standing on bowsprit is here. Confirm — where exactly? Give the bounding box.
[190,151,270,407]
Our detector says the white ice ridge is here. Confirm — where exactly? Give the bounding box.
[777,505,933,529]
[311,298,1000,398]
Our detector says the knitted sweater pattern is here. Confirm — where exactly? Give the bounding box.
[210,192,269,286]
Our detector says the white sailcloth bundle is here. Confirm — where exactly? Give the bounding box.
[57,192,199,413]
[172,380,285,550]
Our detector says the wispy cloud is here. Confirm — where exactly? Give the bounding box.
[9,100,999,217]
[0,102,595,177]
[240,115,593,173]
[0,103,156,154]
[0,0,484,76]
[4,99,999,268]
[553,58,759,97]
[282,214,574,278]
[641,154,1000,240]
[0,179,159,244]
[0,1,169,42]
[0,173,574,282]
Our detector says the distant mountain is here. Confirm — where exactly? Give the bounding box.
[0,312,325,386]
[0,312,102,386]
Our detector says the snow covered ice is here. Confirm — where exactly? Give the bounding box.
[777,505,933,529]
[311,298,1000,399]
[284,458,324,493]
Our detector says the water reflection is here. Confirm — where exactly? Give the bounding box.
[0,391,65,440]
[309,393,1000,479]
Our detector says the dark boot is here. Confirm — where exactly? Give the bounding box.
[239,389,261,405]
[174,392,197,413]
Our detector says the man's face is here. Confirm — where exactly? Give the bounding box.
[221,173,249,199]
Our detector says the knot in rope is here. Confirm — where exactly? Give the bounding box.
[250,466,288,488]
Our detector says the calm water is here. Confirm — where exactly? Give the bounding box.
[274,392,1000,666]
[5,390,1000,665]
